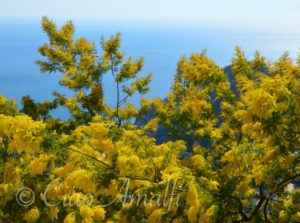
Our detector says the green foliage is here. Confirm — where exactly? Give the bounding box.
[1,18,300,223]
[155,51,234,145]
[0,96,19,116]
[21,95,57,121]
[37,17,152,126]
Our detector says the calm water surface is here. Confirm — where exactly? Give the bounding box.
[0,19,299,118]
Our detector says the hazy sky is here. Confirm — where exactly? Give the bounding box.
[0,0,299,28]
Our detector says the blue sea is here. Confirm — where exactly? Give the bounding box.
[0,19,300,119]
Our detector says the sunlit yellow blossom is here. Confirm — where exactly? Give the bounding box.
[80,205,94,219]
[244,89,277,119]
[24,207,40,223]
[191,154,206,170]
[48,207,59,221]
[93,206,106,221]
[64,212,76,223]
[279,210,289,223]
[64,169,96,193]
[209,180,219,191]
[28,154,52,176]
[149,209,164,223]
[0,96,7,104]
[283,199,293,209]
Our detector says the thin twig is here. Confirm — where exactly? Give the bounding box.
[263,198,270,222]
[215,193,250,221]
[271,173,300,193]
[67,146,156,183]
[141,145,158,182]
[67,146,117,172]
[250,184,266,219]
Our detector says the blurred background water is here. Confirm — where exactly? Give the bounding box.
[0,19,299,119]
